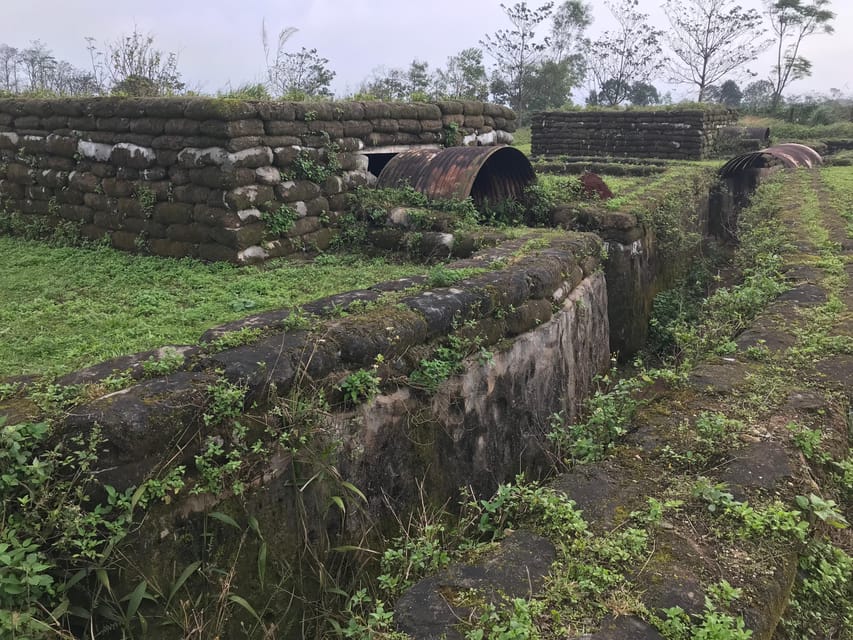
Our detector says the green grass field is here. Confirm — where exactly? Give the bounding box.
[0,241,423,377]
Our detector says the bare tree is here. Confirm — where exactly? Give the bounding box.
[584,0,665,106]
[0,44,20,93]
[480,2,555,118]
[766,0,835,110]
[86,26,184,96]
[18,40,56,93]
[550,0,591,65]
[663,0,770,102]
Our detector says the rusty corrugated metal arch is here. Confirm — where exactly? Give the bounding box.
[376,146,535,208]
[719,143,823,178]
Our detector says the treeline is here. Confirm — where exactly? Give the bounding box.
[0,0,846,124]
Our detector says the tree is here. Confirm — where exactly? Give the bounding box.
[18,40,56,93]
[407,59,432,100]
[480,2,554,118]
[0,44,20,93]
[663,0,769,102]
[524,58,581,112]
[550,0,591,64]
[261,22,335,99]
[766,0,835,110]
[87,27,184,96]
[720,79,743,107]
[435,48,489,101]
[584,0,665,106]
[628,82,660,106]
[741,79,776,111]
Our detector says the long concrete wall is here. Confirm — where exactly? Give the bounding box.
[531,108,737,159]
[0,97,516,262]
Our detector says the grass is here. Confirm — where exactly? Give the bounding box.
[0,239,424,377]
[740,114,853,143]
[512,126,531,155]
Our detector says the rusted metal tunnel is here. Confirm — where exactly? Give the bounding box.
[712,143,823,239]
[376,146,535,209]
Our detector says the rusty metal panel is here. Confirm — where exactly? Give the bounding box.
[718,143,822,178]
[377,146,535,208]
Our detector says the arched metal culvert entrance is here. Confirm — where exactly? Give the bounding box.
[376,146,535,208]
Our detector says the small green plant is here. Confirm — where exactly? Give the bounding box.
[141,347,185,377]
[264,204,298,237]
[547,370,649,464]
[133,184,156,218]
[339,366,381,406]
[282,307,313,331]
[443,121,460,147]
[208,327,264,351]
[203,376,246,427]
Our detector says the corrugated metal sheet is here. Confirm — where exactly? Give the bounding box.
[376,146,535,208]
[719,143,823,178]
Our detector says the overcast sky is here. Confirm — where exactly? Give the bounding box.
[3,0,851,101]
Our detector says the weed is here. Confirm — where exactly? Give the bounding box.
[547,370,649,465]
[140,347,185,377]
[264,204,298,237]
[133,184,156,218]
[339,365,381,406]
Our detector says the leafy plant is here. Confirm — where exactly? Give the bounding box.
[263,204,299,237]
[339,367,381,406]
[547,370,649,464]
[140,347,185,377]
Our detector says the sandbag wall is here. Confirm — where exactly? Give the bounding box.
[531,108,737,160]
[0,98,517,263]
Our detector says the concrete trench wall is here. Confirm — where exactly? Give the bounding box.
[0,97,516,263]
[0,233,611,634]
[531,108,738,160]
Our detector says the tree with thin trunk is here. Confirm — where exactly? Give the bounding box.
[663,0,770,103]
[766,0,835,111]
[480,2,554,119]
[584,0,665,106]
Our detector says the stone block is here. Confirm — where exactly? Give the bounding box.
[184,99,258,120]
[111,230,139,251]
[198,243,238,261]
[362,102,391,119]
[153,202,194,225]
[265,120,308,136]
[93,211,121,230]
[45,133,78,157]
[164,118,200,135]
[173,184,211,204]
[101,177,134,198]
[223,184,275,210]
[69,171,99,192]
[110,143,157,169]
[275,179,321,203]
[193,205,240,227]
[273,145,300,167]
[116,197,144,218]
[200,118,265,138]
[342,120,372,137]
[255,166,282,185]
[257,102,295,121]
[150,238,195,258]
[6,163,34,185]
[288,215,322,237]
[58,204,93,223]
[227,146,273,169]
[166,223,211,243]
[209,224,265,248]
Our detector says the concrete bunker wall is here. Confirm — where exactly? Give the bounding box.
[0,97,517,263]
[531,108,738,159]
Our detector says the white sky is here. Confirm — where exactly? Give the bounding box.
[2,0,851,101]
